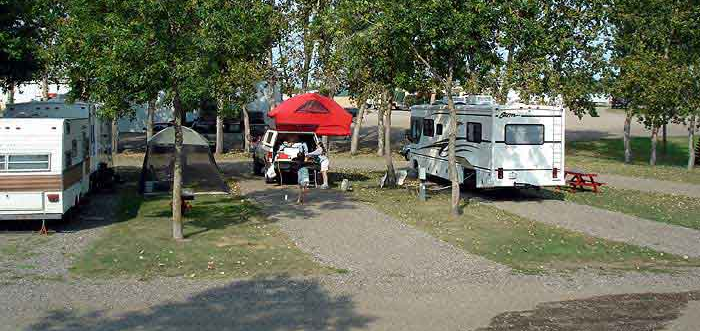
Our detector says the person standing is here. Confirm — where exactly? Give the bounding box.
[292,151,309,204]
[307,141,330,189]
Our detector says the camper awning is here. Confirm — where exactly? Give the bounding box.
[268,93,352,136]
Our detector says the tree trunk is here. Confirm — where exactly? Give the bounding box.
[688,114,697,170]
[111,118,119,160]
[301,12,313,92]
[171,91,184,240]
[146,100,155,141]
[350,96,368,155]
[623,111,633,164]
[7,83,15,104]
[41,76,49,100]
[498,44,515,104]
[242,105,251,152]
[215,114,224,155]
[662,123,667,154]
[649,125,659,166]
[377,107,385,156]
[383,90,396,187]
[445,74,461,216]
[429,91,436,104]
[215,96,224,156]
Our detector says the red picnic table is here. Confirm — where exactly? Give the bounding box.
[564,169,605,193]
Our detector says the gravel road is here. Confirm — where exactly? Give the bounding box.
[598,174,700,198]
[485,198,700,258]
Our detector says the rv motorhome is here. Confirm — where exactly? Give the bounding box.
[0,118,114,220]
[403,102,565,189]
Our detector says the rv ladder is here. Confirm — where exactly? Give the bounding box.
[552,115,563,167]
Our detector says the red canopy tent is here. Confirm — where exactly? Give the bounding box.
[268,93,352,136]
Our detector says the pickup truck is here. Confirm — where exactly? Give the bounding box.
[252,129,321,183]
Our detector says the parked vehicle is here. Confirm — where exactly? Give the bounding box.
[251,129,321,183]
[0,118,114,220]
[344,107,359,118]
[403,102,565,189]
[610,97,628,109]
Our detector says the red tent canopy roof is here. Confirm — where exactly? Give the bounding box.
[268,93,352,136]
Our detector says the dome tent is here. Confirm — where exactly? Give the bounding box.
[139,126,229,194]
[268,93,352,136]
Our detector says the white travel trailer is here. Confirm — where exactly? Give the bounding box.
[0,118,112,220]
[403,102,565,189]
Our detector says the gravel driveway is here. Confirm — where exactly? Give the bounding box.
[598,174,700,198]
[485,198,700,258]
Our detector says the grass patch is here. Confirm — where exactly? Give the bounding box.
[0,235,50,263]
[532,187,700,230]
[566,136,699,184]
[71,188,333,280]
[345,171,698,273]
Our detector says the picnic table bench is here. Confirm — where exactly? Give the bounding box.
[564,169,605,193]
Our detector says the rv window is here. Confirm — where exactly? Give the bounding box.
[2,154,50,171]
[423,119,434,137]
[436,124,443,135]
[505,124,544,145]
[72,139,78,158]
[467,122,482,143]
[410,118,423,142]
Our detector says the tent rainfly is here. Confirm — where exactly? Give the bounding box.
[139,126,229,194]
[267,93,352,136]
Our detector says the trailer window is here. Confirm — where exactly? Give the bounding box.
[410,117,423,142]
[467,122,482,143]
[436,124,443,135]
[505,124,544,145]
[1,154,50,171]
[423,119,434,137]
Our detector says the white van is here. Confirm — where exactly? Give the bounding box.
[0,118,112,220]
[403,102,565,189]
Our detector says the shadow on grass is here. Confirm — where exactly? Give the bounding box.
[243,185,361,222]
[26,275,375,331]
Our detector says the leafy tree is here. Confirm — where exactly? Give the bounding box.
[337,0,417,186]
[59,0,275,239]
[390,0,499,214]
[0,0,48,94]
[607,0,699,166]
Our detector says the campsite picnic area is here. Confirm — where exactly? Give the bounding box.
[1,1,699,330]
[1,107,699,331]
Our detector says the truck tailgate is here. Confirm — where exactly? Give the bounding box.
[0,193,44,211]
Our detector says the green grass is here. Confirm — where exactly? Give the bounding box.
[532,187,700,230]
[0,235,49,263]
[70,188,333,280]
[566,136,699,184]
[343,171,698,273]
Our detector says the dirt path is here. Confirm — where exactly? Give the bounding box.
[599,173,700,198]
[486,199,700,258]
